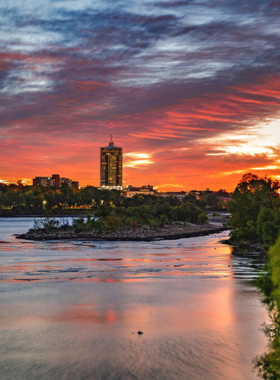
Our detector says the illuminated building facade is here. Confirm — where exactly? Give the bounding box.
[100,127,123,189]
[122,185,156,198]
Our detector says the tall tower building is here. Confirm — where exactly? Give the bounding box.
[100,124,123,189]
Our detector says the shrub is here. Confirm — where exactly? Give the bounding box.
[149,219,160,228]
[32,217,60,231]
[72,217,86,232]
[230,226,258,243]
[105,216,121,231]
[88,219,106,231]
[198,213,208,224]
[130,220,138,230]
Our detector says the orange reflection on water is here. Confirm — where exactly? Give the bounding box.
[51,305,120,324]
[107,309,116,323]
[19,284,236,332]
[163,270,233,277]
[0,277,144,283]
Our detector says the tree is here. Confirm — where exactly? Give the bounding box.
[202,193,220,209]
[228,174,280,245]
[105,216,121,231]
[198,213,208,224]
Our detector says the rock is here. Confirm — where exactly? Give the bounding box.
[138,331,143,335]
[220,239,231,245]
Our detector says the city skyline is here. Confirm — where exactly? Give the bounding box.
[1,1,280,191]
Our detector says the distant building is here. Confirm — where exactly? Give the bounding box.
[33,174,79,188]
[216,195,232,203]
[52,174,60,187]
[160,191,187,201]
[188,191,202,200]
[122,185,157,198]
[60,177,72,187]
[71,181,79,189]
[100,124,123,190]
[33,177,51,187]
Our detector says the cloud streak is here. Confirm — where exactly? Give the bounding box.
[1,0,280,189]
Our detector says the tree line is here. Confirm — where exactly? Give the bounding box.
[71,201,208,233]
[0,185,118,216]
[0,183,227,217]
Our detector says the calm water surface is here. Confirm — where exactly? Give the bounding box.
[0,218,269,380]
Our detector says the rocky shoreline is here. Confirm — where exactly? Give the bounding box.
[16,222,228,242]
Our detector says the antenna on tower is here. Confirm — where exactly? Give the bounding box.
[108,122,115,147]
[110,122,113,143]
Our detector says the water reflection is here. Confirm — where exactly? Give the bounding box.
[0,232,236,282]
[0,218,269,380]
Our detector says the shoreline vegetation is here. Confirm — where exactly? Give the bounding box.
[225,173,280,379]
[253,239,280,379]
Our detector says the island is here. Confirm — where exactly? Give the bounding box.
[17,221,227,241]
[14,190,229,242]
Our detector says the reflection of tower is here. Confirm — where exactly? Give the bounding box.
[100,123,123,189]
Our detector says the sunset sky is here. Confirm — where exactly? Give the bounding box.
[1,0,280,190]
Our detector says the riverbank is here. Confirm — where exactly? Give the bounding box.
[17,222,227,241]
[222,239,266,255]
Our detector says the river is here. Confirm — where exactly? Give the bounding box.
[0,218,269,380]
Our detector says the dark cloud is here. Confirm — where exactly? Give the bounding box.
[154,0,197,8]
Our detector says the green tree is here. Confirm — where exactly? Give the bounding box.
[228,174,280,244]
[105,216,121,231]
[198,213,208,224]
